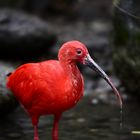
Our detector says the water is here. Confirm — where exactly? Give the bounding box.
[0,96,140,140]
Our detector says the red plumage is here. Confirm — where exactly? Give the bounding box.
[7,60,84,120]
[7,41,86,140]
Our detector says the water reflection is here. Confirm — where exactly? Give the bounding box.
[0,96,140,140]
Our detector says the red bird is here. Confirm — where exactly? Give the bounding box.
[7,41,122,140]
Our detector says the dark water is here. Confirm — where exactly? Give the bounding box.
[0,96,140,140]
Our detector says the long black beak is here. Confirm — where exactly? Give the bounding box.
[84,54,123,109]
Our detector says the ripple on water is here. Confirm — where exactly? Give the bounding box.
[0,97,140,140]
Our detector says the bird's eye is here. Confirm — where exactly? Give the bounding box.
[76,49,82,55]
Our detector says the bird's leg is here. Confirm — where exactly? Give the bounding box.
[31,116,39,140]
[34,125,39,140]
[52,114,61,140]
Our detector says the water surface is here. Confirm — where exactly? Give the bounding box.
[0,96,140,140]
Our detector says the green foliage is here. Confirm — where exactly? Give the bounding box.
[113,0,140,95]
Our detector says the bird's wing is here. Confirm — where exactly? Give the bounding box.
[7,63,42,109]
[7,61,66,110]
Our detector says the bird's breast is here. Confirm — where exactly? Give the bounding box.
[59,71,84,111]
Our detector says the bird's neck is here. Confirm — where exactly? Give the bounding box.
[58,53,81,77]
[60,60,80,77]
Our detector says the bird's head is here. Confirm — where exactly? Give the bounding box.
[59,40,122,108]
[58,41,88,63]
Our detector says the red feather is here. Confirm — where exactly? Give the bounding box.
[7,60,84,116]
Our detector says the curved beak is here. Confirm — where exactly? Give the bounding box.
[84,54,123,109]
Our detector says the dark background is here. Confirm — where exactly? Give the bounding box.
[0,0,140,140]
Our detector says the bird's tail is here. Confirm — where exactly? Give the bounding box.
[6,72,12,77]
[6,72,13,89]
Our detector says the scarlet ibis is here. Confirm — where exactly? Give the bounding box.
[7,41,122,140]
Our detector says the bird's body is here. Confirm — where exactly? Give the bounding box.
[7,41,122,140]
[7,60,83,116]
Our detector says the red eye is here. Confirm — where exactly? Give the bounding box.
[76,49,82,55]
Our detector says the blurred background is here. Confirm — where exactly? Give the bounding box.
[0,0,140,140]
